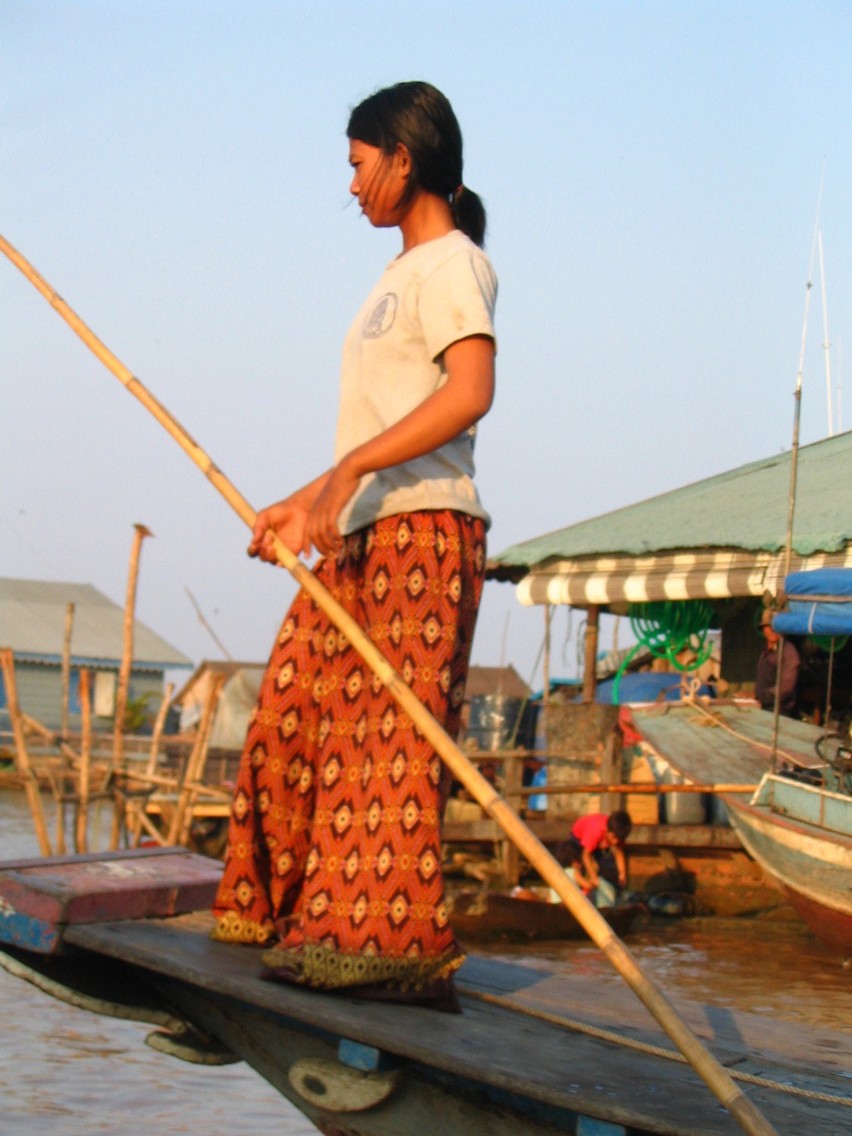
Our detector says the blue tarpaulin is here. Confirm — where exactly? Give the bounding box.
[773,568,852,637]
[578,672,714,704]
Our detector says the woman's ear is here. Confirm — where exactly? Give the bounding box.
[394,142,412,180]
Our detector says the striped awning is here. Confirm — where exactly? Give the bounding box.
[516,547,852,608]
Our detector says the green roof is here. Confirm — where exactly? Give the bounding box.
[493,430,852,571]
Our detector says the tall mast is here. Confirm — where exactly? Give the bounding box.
[818,229,833,436]
[770,186,821,769]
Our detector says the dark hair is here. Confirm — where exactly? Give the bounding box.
[607,811,633,843]
[347,81,487,247]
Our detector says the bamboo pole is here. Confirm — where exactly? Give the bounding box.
[582,604,600,703]
[167,673,226,846]
[52,768,67,856]
[1,234,780,1136]
[147,682,175,779]
[54,601,77,854]
[19,712,58,741]
[770,217,816,772]
[134,805,172,846]
[61,602,74,738]
[109,522,153,849]
[513,782,758,797]
[0,648,52,855]
[130,681,174,846]
[76,668,92,852]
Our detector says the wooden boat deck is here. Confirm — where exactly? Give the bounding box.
[52,910,850,1136]
[629,702,826,786]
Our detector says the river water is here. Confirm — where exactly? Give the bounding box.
[1,789,849,1135]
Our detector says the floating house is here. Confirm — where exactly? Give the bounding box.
[490,429,852,701]
[0,578,192,732]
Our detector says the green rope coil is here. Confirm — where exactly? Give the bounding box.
[612,600,715,704]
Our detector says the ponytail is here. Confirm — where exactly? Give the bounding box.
[451,185,487,248]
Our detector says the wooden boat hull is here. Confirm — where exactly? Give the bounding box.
[724,775,852,955]
[1,849,850,1136]
[448,889,643,943]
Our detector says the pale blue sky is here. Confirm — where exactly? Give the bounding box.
[3,1,851,687]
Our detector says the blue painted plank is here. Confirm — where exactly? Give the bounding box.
[0,909,60,953]
[577,1116,628,1136]
[338,1038,396,1072]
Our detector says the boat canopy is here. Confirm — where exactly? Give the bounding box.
[773,568,852,637]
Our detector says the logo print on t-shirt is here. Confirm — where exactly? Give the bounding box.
[363,292,398,338]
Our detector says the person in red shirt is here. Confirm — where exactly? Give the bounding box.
[554,810,632,907]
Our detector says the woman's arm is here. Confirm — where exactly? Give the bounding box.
[305,334,495,555]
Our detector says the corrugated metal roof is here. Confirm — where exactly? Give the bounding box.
[493,430,852,571]
[0,578,192,669]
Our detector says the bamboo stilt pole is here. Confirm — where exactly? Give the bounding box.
[582,604,600,704]
[76,669,92,853]
[542,603,551,704]
[0,648,52,855]
[130,682,174,847]
[61,602,74,739]
[109,522,153,849]
[19,713,58,741]
[1,234,780,1136]
[52,769,67,856]
[513,782,758,798]
[54,601,77,854]
[168,674,225,846]
[134,805,171,846]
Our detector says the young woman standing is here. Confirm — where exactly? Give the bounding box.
[212,81,497,1010]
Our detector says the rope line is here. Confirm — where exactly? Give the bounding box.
[680,694,821,771]
[459,986,852,1107]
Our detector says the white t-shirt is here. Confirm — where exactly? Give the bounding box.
[335,229,497,535]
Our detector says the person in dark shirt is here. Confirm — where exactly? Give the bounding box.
[755,610,800,717]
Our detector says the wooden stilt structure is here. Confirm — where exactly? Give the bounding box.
[582,604,600,704]
[76,669,92,853]
[128,682,174,847]
[109,523,153,850]
[60,602,74,739]
[168,673,226,846]
[0,649,52,855]
[52,601,77,855]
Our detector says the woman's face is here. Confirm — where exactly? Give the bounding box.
[348,139,410,228]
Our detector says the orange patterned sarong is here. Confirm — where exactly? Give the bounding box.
[211,511,485,996]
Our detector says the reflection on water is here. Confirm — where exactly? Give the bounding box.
[486,919,852,1032]
[0,790,317,1136]
[0,970,317,1136]
[1,790,850,1133]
